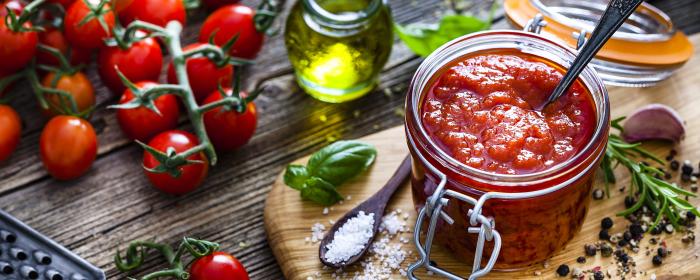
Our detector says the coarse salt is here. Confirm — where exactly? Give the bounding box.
[324,211,375,264]
[380,210,406,235]
[310,223,326,243]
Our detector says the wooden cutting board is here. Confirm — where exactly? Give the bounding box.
[264,35,700,280]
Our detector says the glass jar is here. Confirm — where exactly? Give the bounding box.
[404,30,610,276]
[284,0,393,103]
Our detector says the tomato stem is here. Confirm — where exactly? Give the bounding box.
[115,238,219,280]
[113,19,264,177]
[254,0,280,35]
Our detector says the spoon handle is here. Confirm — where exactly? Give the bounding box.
[543,0,643,107]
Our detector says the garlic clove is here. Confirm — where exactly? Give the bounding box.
[622,103,685,143]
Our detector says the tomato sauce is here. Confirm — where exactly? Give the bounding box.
[421,51,596,175]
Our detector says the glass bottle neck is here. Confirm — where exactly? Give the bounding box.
[302,0,382,36]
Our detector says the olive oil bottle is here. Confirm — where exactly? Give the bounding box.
[284,0,393,103]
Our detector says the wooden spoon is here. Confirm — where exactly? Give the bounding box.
[318,155,411,268]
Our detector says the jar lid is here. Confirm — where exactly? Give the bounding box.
[504,0,694,86]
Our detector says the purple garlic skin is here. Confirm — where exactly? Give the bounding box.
[622,103,685,143]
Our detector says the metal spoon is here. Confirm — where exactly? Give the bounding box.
[541,0,644,109]
[319,155,411,268]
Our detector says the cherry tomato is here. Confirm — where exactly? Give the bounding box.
[166,43,233,103]
[37,28,92,67]
[0,0,24,16]
[119,0,186,28]
[64,0,116,50]
[97,31,162,93]
[0,105,21,162]
[199,4,264,59]
[116,81,180,142]
[0,4,38,73]
[202,0,240,10]
[40,116,98,180]
[190,252,249,280]
[143,130,208,195]
[41,71,95,117]
[202,89,256,152]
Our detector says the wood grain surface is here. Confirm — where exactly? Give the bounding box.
[0,0,698,279]
[265,35,700,280]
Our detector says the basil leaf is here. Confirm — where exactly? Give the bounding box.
[306,140,377,186]
[300,177,344,206]
[284,164,309,190]
[395,14,490,57]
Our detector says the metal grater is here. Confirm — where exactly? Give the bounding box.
[0,210,105,280]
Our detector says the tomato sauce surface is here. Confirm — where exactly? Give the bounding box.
[421,51,596,175]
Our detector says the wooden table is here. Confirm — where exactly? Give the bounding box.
[0,0,698,279]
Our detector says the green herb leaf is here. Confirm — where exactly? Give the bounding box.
[601,119,699,228]
[306,140,377,186]
[284,164,309,190]
[282,140,377,205]
[395,14,490,57]
[300,177,344,206]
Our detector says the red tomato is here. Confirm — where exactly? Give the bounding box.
[0,105,21,162]
[97,31,163,93]
[41,71,96,117]
[37,28,92,67]
[119,0,186,28]
[202,0,240,10]
[116,81,180,142]
[166,43,233,103]
[0,8,37,72]
[199,4,264,59]
[0,0,24,16]
[190,252,249,280]
[40,116,98,180]
[143,130,208,195]
[202,89,256,152]
[64,0,116,50]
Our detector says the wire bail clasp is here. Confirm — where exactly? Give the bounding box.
[406,170,502,280]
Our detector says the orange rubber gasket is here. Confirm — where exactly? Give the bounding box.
[504,0,693,67]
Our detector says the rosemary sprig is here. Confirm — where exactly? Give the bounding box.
[601,117,700,229]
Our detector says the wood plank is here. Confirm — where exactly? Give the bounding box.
[264,34,700,279]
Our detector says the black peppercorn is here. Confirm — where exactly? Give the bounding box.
[585,244,597,256]
[682,173,691,182]
[682,160,694,175]
[623,231,632,242]
[556,264,570,276]
[630,224,644,237]
[594,271,605,280]
[670,160,680,171]
[599,229,610,240]
[657,247,668,258]
[619,253,629,264]
[618,239,628,247]
[624,196,636,208]
[576,256,586,263]
[600,244,613,257]
[652,255,663,266]
[601,217,613,229]
[650,225,662,235]
[687,212,696,222]
[665,172,673,180]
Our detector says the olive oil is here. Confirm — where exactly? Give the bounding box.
[284,0,393,103]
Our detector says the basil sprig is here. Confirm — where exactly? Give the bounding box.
[284,140,377,205]
[395,15,491,57]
